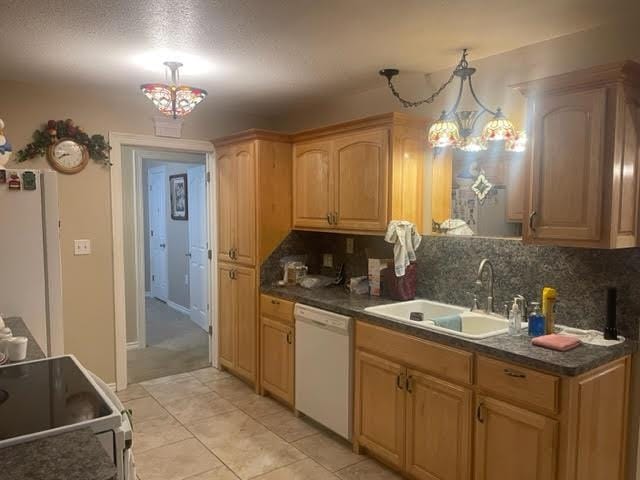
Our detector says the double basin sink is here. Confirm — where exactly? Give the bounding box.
[365,299,523,339]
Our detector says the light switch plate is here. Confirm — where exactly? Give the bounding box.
[346,238,355,254]
[74,239,91,255]
[323,253,333,268]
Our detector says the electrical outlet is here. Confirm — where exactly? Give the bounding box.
[74,239,91,256]
[323,253,334,268]
[346,237,355,254]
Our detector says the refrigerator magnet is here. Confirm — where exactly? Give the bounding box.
[22,171,36,191]
[7,172,21,190]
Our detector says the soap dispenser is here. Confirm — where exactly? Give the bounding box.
[508,298,521,336]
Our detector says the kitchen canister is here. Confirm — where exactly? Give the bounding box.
[7,336,28,361]
[0,328,12,354]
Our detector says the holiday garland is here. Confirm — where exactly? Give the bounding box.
[16,119,111,165]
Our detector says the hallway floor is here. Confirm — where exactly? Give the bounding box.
[118,367,401,480]
[128,298,209,384]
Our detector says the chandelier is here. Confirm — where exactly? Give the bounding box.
[380,50,526,152]
[141,62,208,119]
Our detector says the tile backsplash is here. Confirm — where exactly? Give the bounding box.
[262,231,640,339]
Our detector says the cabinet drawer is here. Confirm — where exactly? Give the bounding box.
[356,320,473,385]
[476,356,559,414]
[260,294,294,324]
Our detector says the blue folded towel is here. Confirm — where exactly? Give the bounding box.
[432,314,462,332]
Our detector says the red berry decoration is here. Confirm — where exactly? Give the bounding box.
[47,120,56,129]
[65,119,74,126]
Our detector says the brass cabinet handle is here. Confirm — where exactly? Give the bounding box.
[327,213,333,225]
[333,211,339,225]
[503,368,527,379]
[396,373,405,390]
[231,248,238,260]
[228,248,233,258]
[271,299,280,305]
[286,331,292,344]
[228,269,233,279]
[477,402,485,423]
[529,210,537,232]
[405,375,413,393]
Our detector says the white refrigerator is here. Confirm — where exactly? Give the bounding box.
[0,169,63,355]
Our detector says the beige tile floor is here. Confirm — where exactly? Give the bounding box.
[119,367,403,480]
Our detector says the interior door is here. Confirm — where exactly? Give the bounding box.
[474,396,558,480]
[292,141,334,228]
[405,370,472,480]
[187,165,208,331]
[148,166,168,301]
[355,349,405,470]
[333,129,389,231]
[233,143,256,266]
[526,88,606,243]
[216,145,236,262]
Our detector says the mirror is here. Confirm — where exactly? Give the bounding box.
[429,143,525,238]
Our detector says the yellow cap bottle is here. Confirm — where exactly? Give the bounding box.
[542,287,557,334]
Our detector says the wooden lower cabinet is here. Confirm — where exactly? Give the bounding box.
[355,350,406,470]
[260,316,294,405]
[405,370,472,480]
[474,396,557,480]
[217,262,256,383]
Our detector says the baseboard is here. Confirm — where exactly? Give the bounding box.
[126,341,140,350]
[166,300,190,316]
[107,382,117,392]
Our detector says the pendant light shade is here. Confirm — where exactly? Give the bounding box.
[481,108,516,142]
[428,113,460,148]
[141,62,208,119]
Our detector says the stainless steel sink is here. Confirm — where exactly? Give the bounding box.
[364,299,520,339]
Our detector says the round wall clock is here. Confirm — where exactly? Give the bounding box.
[47,138,89,174]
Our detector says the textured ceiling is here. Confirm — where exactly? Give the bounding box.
[0,0,637,116]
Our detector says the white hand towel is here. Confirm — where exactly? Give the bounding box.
[384,220,421,277]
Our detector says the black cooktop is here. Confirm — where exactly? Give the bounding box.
[0,356,114,441]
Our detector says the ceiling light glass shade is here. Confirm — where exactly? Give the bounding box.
[428,116,460,148]
[458,136,487,152]
[140,62,208,119]
[505,131,527,152]
[482,108,516,142]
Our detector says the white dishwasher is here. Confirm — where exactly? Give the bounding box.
[294,303,353,440]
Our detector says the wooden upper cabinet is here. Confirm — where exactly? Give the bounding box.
[514,61,640,248]
[354,350,406,470]
[334,129,389,231]
[530,89,606,242]
[233,143,257,266]
[292,113,428,233]
[405,370,472,480]
[216,146,236,262]
[292,141,333,228]
[474,396,558,480]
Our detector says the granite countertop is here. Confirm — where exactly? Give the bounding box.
[0,428,116,480]
[262,285,638,376]
[4,317,46,362]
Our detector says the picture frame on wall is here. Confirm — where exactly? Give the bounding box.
[169,173,188,220]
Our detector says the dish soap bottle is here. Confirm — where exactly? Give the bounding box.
[528,302,546,337]
[508,298,521,336]
[542,287,557,334]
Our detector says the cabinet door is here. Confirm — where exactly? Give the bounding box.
[216,146,236,262]
[217,263,236,368]
[234,142,257,266]
[260,316,293,405]
[234,265,256,382]
[355,349,405,470]
[333,129,389,231]
[474,396,557,480]
[292,141,333,228]
[405,370,472,480]
[527,88,606,243]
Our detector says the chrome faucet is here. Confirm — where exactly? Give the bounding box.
[475,259,495,313]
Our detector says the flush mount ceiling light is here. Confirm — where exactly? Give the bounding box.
[140,62,208,119]
[380,49,525,151]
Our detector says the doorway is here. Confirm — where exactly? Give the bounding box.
[118,145,214,385]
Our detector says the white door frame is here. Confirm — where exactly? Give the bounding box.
[110,133,216,391]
